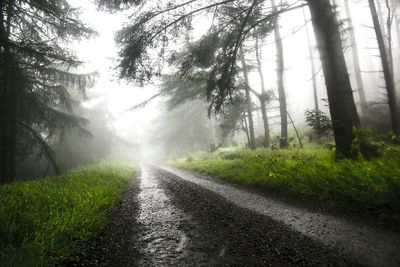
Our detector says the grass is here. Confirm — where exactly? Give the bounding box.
[169,147,400,222]
[0,162,136,267]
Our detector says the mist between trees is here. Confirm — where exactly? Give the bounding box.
[1,0,400,181]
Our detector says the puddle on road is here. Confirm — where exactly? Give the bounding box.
[135,167,191,265]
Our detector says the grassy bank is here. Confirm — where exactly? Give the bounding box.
[170,148,400,221]
[0,162,136,266]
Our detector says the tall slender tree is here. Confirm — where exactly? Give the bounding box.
[255,34,271,147]
[270,0,288,148]
[391,0,400,51]
[368,0,399,135]
[240,46,256,149]
[308,0,361,157]
[302,6,319,112]
[344,0,368,115]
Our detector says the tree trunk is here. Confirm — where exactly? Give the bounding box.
[344,0,368,115]
[302,6,319,112]
[242,116,251,147]
[255,35,270,147]
[9,62,17,179]
[259,99,270,147]
[308,0,361,157]
[0,0,15,181]
[369,0,399,135]
[271,0,288,148]
[288,111,303,149]
[376,0,386,33]
[240,46,256,149]
[6,0,16,181]
[209,116,217,151]
[385,0,394,74]
[391,0,400,52]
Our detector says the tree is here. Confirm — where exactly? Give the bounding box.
[308,0,361,157]
[0,0,95,181]
[254,34,271,147]
[343,0,368,115]
[368,0,399,136]
[218,95,248,144]
[305,109,332,136]
[270,0,288,148]
[98,0,362,157]
[391,0,400,51]
[239,46,256,149]
[302,6,319,112]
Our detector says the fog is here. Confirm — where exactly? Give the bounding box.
[17,0,398,177]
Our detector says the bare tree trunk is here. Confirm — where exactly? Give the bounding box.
[209,116,217,151]
[369,0,399,135]
[255,35,270,147]
[385,0,395,73]
[344,0,368,115]
[242,116,251,147]
[259,99,270,147]
[271,0,288,148]
[302,6,319,112]
[376,0,386,32]
[288,111,303,149]
[308,0,361,158]
[240,46,256,149]
[391,0,400,51]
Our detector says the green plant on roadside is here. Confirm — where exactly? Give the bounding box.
[0,162,136,266]
[169,147,400,222]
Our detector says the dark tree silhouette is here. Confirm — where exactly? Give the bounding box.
[0,0,95,181]
[308,0,360,157]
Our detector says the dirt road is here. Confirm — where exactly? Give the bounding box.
[72,166,400,266]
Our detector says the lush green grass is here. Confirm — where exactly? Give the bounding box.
[170,148,400,221]
[0,162,136,267]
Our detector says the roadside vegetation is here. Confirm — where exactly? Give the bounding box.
[169,146,400,223]
[0,162,136,266]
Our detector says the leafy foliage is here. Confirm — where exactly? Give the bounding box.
[218,94,248,138]
[97,0,285,112]
[305,109,333,136]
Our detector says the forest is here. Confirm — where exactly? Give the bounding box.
[1,0,400,266]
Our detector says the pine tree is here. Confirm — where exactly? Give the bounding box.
[98,0,362,157]
[308,0,361,157]
[0,0,95,181]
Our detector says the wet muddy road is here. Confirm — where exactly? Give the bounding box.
[73,166,400,266]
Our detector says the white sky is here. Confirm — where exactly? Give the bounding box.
[69,0,161,143]
[67,0,393,142]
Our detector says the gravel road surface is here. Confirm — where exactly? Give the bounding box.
[71,165,400,266]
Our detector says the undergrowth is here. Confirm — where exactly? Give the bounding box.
[0,162,136,266]
[169,148,400,222]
